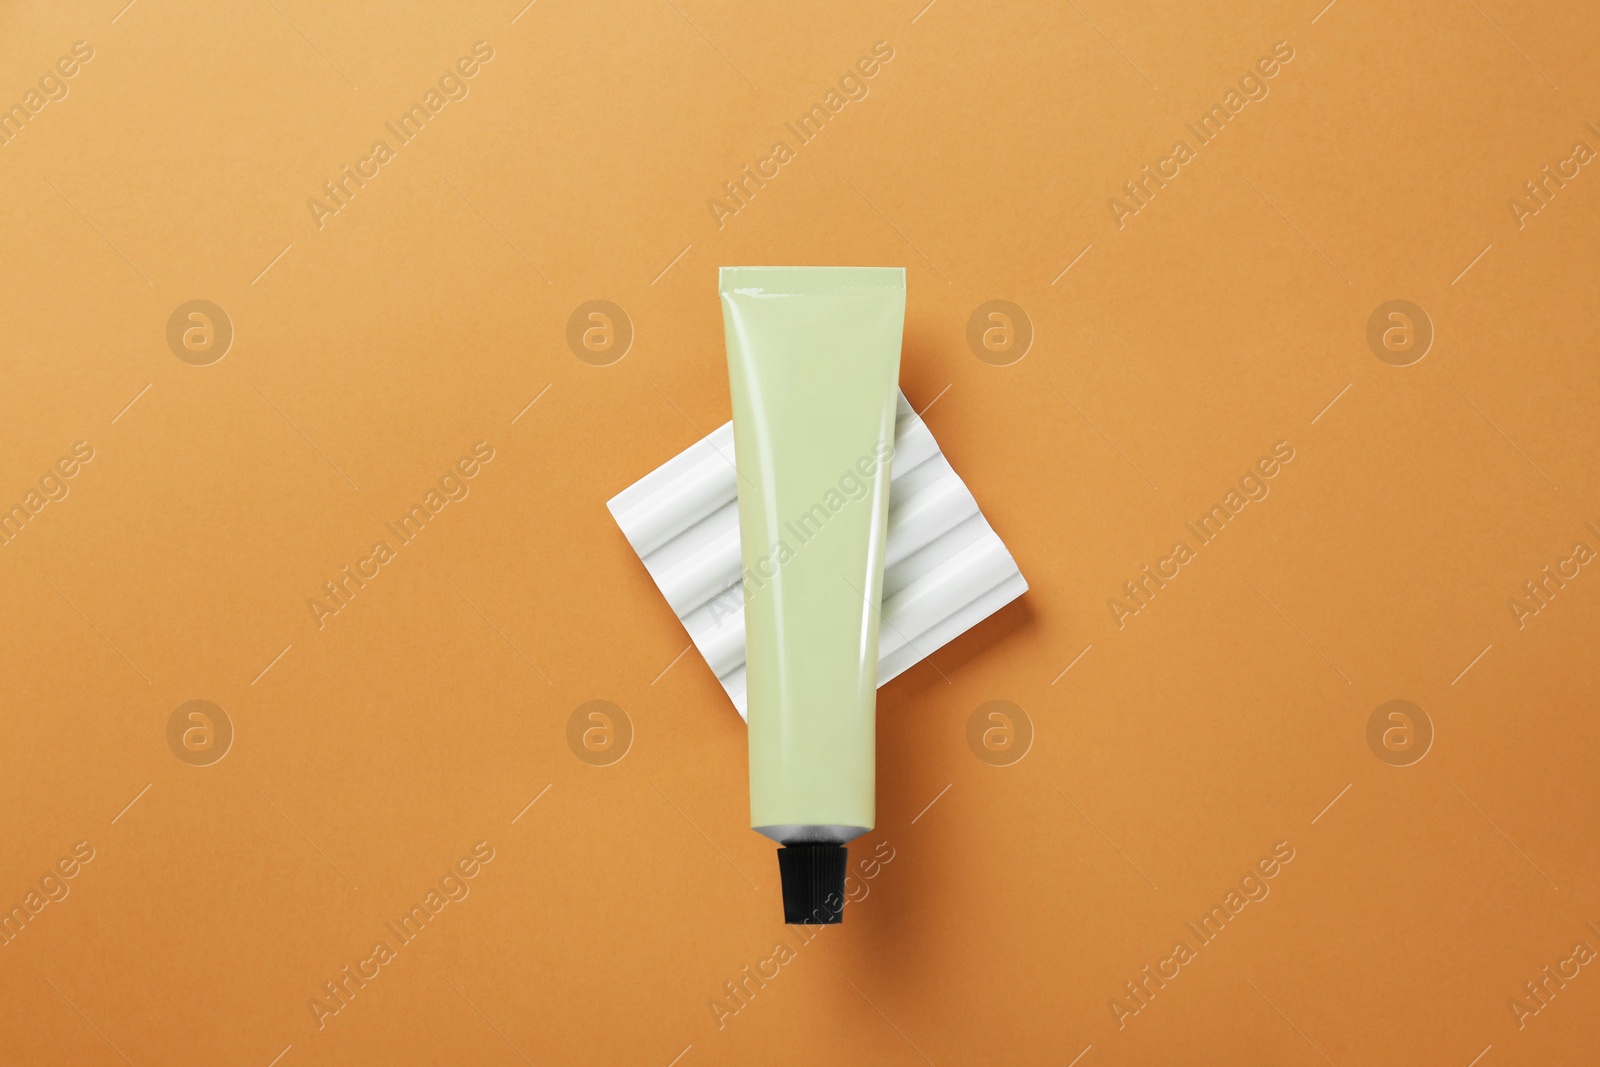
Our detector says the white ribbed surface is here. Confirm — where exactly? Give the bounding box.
[607,393,1028,719]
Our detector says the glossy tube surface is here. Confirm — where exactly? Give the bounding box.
[720,266,905,847]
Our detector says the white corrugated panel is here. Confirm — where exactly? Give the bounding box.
[607,393,1027,719]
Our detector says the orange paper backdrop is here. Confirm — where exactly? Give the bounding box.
[2,1,1598,1064]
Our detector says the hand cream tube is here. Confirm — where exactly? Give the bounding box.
[720,266,905,924]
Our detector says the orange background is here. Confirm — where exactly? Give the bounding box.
[3,1,1599,1064]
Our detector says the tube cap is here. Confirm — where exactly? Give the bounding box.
[777,844,847,924]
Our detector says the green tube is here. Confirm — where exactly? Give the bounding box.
[720,266,905,925]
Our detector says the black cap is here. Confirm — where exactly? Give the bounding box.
[777,844,847,924]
